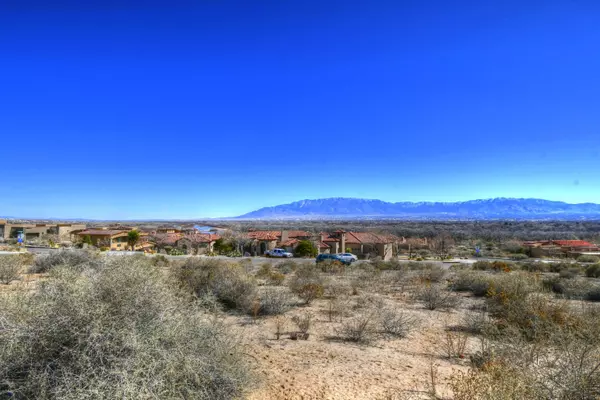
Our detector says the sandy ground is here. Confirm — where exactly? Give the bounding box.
[0,260,479,400]
[232,279,478,400]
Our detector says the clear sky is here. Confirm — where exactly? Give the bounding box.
[1,0,599,219]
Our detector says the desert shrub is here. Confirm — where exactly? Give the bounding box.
[439,330,469,359]
[473,260,513,273]
[293,240,317,257]
[336,314,375,343]
[418,263,447,283]
[380,309,418,338]
[268,271,285,285]
[546,261,574,273]
[291,313,312,339]
[168,247,186,256]
[450,362,540,400]
[318,259,345,274]
[510,253,529,261]
[255,288,293,315]
[0,257,251,400]
[150,254,170,267]
[289,264,325,304]
[585,263,600,278]
[275,259,298,274]
[466,311,494,336]
[519,260,549,272]
[176,258,257,311]
[543,277,599,301]
[558,267,581,279]
[585,286,600,302]
[0,255,23,285]
[30,249,99,274]
[579,255,600,263]
[371,259,405,271]
[414,284,461,310]
[449,270,490,296]
[256,262,272,278]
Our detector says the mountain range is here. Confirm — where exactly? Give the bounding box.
[234,198,600,220]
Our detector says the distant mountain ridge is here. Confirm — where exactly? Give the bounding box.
[235,198,600,220]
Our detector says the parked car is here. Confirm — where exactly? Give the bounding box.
[315,253,353,265]
[265,248,293,258]
[337,253,358,263]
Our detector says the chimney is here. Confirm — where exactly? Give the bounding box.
[340,230,346,254]
[281,230,289,243]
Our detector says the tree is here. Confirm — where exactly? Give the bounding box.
[127,230,141,251]
[83,235,93,246]
[429,233,455,260]
[294,240,318,257]
[213,238,233,254]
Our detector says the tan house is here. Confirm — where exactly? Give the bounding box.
[245,230,314,255]
[524,240,600,258]
[0,221,86,242]
[76,229,152,251]
[175,233,221,255]
[320,230,401,261]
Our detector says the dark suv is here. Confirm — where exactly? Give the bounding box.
[315,253,353,265]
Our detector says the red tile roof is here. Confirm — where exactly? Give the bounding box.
[247,231,280,241]
[287,230,313,238]
[320,231,400,245]
[77,229,128,236]
[280,238,300,247]
[552,240,596,248]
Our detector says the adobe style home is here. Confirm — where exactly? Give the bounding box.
[523,240,600,258]
[0,220,86,242]
[148,229,221,255]
[245,230,313,255]
[245,229,401,260]
[320,230,401,261]
[76,228,153,252]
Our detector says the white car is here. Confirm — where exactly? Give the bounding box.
[265,248,293,258]
[337,253,358,263]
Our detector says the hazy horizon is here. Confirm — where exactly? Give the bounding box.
[2,1,599,219]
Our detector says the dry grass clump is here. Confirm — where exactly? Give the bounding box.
[30,249,100,274]
[0,255,25,285]
[449,270,490,296]
[255,287,294,316]
[380,309,418,338]
[336,313,376,343]
[0,256,251,400]
[414,283,461,311]
[473,260,514,273]
[175,258,257,312]
[289,264,325,304]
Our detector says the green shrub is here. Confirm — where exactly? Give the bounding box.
[510,254,529,261]
[578,255,600,263]
[585,264,600,278]
[473,260,513,272]
[559,267,581,279]
[293,240,318,257]
[0,257,251,399]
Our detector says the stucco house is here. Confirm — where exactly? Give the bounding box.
[319,230,401,260]
[76,228,152,251]
[523,240,600,258]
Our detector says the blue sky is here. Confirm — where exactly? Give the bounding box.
[1,0,599,219]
